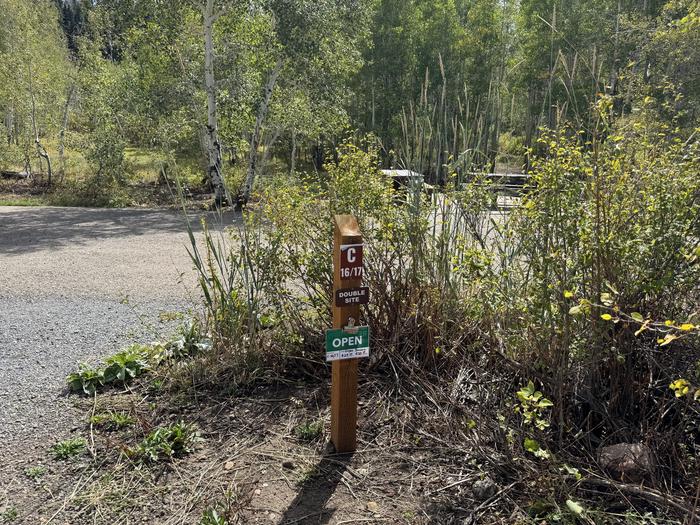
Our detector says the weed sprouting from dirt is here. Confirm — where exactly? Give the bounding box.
[23,465,47,480]
[51,437,87,460]
[89,411,135,431]
[128,421,201,463]
[294,420,323,441]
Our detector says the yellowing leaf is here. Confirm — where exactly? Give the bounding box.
[680,323,695,332]
[600,314,613,321]
[660,334,679,347]
[670,379,690,397]
[569,305,582,315]
[635,320,650,337]
[600,293,613,306]
[566,499,585,516]
[564,290,574,299]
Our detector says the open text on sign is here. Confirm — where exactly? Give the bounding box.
[339,243,363,279]
[325,326,370,362]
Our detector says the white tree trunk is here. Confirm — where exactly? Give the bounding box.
[203,0,226,206]
[242,59,282,204]
[28,64,52,184]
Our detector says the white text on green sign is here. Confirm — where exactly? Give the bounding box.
[325,326,370,362]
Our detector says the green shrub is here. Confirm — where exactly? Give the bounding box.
[103,345,150,384]
[67,364,104,395]
[187,125,700,492]
[187,142,494,384]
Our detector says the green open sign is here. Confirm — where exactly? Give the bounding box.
[325,326,370,361]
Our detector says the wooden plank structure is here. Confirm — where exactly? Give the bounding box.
[331,214,362,453]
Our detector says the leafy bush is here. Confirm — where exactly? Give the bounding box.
[187,142,494,386]
[103,345,150,384]
[188,122,700,494]
[67,364,104,395]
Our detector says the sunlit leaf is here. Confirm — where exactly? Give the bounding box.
[669,379,690,397]
[566,499,585,516]
[524,437,540,452]
[660,334,679,347]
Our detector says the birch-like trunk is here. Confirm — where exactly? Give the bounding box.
[203,0,226,206]
[28,65,52,184]
[241,59,282,205]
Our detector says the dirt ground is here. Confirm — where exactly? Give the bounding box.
[4,375,489,525]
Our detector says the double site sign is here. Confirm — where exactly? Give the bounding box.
[327,215,370,453]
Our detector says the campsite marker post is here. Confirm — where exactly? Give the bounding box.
[328,214,369,453]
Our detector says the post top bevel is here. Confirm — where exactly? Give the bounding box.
[334,214,361,238]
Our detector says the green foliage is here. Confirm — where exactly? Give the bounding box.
[163,320,213,360]
[199,509,227,525]
[1,507,18,523]
[187,142,497,388]
[89,411,135,431]
[23,465,46,480]
[0,0,72,174]
[103,345,150,384]
[66,323,211,395]
[294,420,324,441]
[523,437,550,459]
[129,422,200,463]
[51,437,87,460]
[67,364,104,395]
[515,381,553,431]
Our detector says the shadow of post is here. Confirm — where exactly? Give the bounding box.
[278,453,352,525]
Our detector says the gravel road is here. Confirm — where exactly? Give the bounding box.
[0,206,236,455]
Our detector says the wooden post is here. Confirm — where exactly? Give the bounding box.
[331,214,362,453]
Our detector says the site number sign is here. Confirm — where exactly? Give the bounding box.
[339,244,363,279]
[325,327,370,362]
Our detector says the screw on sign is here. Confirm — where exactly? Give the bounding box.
[339,243,363,279]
